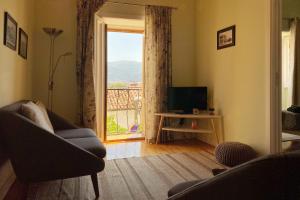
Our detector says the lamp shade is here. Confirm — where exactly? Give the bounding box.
[43,28,63,38]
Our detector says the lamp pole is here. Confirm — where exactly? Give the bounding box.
[43,28,72,111]
[43,28,63,110]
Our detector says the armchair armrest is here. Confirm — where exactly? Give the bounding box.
[47,110,79,130]
[168,154,287,200]
[0,111,104,183]
[282,110,300,131]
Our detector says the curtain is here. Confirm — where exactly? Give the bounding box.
[144,6,172,143]
[76,0,105,129]
[290,18,300,106]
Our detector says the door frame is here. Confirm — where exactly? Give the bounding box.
[270,0,282,153]
[97,26,145,142]
[95,15,108,142]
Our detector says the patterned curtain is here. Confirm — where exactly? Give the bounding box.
[291,18,300,106]
[76,0,105,129]
[144,6,172,143]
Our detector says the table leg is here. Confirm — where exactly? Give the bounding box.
[210,119,219,145]
[156,116,165,144]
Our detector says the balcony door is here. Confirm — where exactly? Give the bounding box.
[105,29,145,141]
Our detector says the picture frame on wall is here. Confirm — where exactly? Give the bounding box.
[3,12,18,51]
[18,28,28,59]
[217,25,236,50]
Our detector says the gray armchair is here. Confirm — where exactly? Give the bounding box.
[0,101,106,197]
[168,151,300,200]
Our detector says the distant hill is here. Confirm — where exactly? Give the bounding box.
[107,60,142,83]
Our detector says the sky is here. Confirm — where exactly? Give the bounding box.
[107,32,143,63]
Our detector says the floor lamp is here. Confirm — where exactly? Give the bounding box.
[43,28,72,111]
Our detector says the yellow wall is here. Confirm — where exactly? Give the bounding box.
[283,0,300,18]
[0,0,35,198]
[282,0,300,30]
[195,0,271,154]
[0,0,273,197]
[0,0,34,107]
[33,0,77,122]
[32,0,197,122]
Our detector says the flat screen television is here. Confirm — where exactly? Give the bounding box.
[168,87,208,114]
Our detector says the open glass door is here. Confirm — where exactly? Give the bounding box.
[105,29,145,141]
[95,17,107,142]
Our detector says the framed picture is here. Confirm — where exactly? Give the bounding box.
[217,25,236,50]
[18,28,28,59]
[3,12,18,51]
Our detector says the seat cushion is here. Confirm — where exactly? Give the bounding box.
[56,128,96,139]
[168,180,202,197]
[67,137,106,158]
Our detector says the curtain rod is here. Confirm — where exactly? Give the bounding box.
[105,1,178,10]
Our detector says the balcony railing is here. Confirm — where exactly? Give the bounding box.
[106,88,143,136]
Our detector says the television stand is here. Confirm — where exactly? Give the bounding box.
[155,113,223,145]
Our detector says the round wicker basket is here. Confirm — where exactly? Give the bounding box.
[215,142,257,167]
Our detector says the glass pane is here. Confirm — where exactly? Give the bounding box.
[282,32,292,110]
[106,31,144,141]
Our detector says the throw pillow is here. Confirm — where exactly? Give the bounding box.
[21,101,55,134]
[35,100,54,131]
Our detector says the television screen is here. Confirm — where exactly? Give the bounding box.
[168,87,208,114]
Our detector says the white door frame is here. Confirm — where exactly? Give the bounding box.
[270,0,282,153]
[94,15,107,142]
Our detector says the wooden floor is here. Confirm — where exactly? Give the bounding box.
[104,139,215,160]
[5,139,215,200]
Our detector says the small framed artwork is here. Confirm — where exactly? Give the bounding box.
[18,28,28,59]
[217,25,236,50]
[3,12,18,51]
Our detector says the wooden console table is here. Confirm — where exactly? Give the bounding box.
[155,113,222,144]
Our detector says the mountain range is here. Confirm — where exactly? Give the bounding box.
[107,60,142,83]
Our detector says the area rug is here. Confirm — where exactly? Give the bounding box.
[27,151,224,200]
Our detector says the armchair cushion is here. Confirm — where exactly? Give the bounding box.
[56,128,97,139]
[66,137,106,158]
[56,128,106,158]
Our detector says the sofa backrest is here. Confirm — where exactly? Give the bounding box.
[0,100,29,113]
[168,151,300,200]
